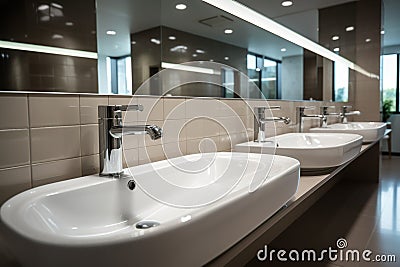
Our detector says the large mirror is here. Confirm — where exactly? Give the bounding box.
[0,0,381,101]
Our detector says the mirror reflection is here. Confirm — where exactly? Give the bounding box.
[1,0,374,101]
[98,0,333,100]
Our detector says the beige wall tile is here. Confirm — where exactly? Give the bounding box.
[0,129,30,169]
[31,126,80,163]
[29,95,80,127]
[123,135,139,150]
[138,145,165,165]
[185,98,231,119]
[80,96,108,124]
[0,166,31,204]
[221,99,247,116]
[81,154,100,176]
[32,158,82,187]
[218,116,247,134]
[185,118,220,140]
[81,124,99,156]
[137,97,164,121]
[123,148,139,168]
[163,141,186,158]
[186,137,219,155]
[108,96,135,105]
[163,98,186,120]
[160,119,187,144]
[0,94,29,130]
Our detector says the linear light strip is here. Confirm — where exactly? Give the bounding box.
[161,62,220,75]
[0,40,98,59]
[202,0,379,79]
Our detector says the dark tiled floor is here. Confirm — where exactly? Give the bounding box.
[247,156,400,267]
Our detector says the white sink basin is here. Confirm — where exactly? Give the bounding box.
[0,152,299,267]
[309,122,386,143]
[235,133,363,172]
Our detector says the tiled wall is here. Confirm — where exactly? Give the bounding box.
[0,93,347,204]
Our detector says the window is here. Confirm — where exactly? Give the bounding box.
[247,53,280,99]
[381,54,398,112]
[333,61,349,102]
[106,56,132,95]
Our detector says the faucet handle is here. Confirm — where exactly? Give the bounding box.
[321,105,336,109]
[320,105,336,113]
[297,106,315,111]
[254,106,281,115]
[98,105,144,119]
[119,105,144,112]
[254,106,281,111]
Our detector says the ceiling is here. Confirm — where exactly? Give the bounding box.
[97,0,400,58]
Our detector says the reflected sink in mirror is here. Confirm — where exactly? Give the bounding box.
[235,133,363,175]
[309,122,387,143]
[0,152,299,267]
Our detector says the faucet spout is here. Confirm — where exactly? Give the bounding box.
[260,117,291,125]
[110,125,163,140]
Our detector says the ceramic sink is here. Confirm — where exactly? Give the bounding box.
[235,133,363,172]
[0,152,299,267]
[310,122,386,143]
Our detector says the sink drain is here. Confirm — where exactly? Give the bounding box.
[135,221,160,229]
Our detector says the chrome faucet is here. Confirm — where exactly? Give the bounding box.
[254,106,291,142]
[296,106,324,133]
[98,105,162,177]
[320,106,340,128]
[340,105,361,124]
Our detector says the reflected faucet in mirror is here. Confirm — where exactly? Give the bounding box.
[98,105,163,177]
[254,106,291,142]
[340,106,361,124]
[320,106,340,128]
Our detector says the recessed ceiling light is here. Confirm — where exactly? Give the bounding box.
[37,4,49,11]
[281,1,293,7]
[150,38,161,45]
[345,26,355,32]
[365,38,371,43]
[106,30,116,35]
[65,22,74,26]
[333,47,340,52]
[224,56,229,60]
[196,49,205,54]
[51,34,63,39]
[175,3,187,10]
[170,45,187,52]
[168,36,176,40]
[332,35,339,41]
[51,2,63,9]
[224,29,233,34]
[192,54,198,57]
[281,48,287,52]
[131,41,136,45]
